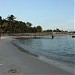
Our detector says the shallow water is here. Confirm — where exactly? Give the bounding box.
[14,35,75,69]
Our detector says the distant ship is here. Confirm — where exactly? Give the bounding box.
[72,35,75,38]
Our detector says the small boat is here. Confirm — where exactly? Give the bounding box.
[72,35,75,38]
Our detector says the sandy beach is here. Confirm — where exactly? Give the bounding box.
[0,36,74,75]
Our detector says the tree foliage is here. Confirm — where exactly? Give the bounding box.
[0,15,68,33]
[0,15,43,33]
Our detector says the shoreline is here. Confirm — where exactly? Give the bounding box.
[12,40,38,57]
[12,38,74,74]
[0,36,74,75]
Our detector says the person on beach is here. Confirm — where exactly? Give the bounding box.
[51,32,54,39]
[52,35,54,39]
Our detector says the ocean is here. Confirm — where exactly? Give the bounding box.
[13,35,75,72]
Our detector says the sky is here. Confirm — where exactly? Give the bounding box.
[0,0,74,31]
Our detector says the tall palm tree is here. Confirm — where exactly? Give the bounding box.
[7,15,16,33]
[7,15,16,22]
[26,22,32,27]
[26,22,32,33]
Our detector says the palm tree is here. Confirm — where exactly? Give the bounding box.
[26,22,32,27]
[7,15,16,33]
[2,19,9,33]
[7,15,16,22]
[26,22,32,33]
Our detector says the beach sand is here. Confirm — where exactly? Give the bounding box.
[0,36,74,75]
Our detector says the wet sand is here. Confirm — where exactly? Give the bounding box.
[0,36,74,75]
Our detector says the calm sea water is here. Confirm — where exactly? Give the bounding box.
[14,35,75,69]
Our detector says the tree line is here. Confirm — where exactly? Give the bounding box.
[43,29,68,32]
[0,14,72,34]
[0,15,42,33]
